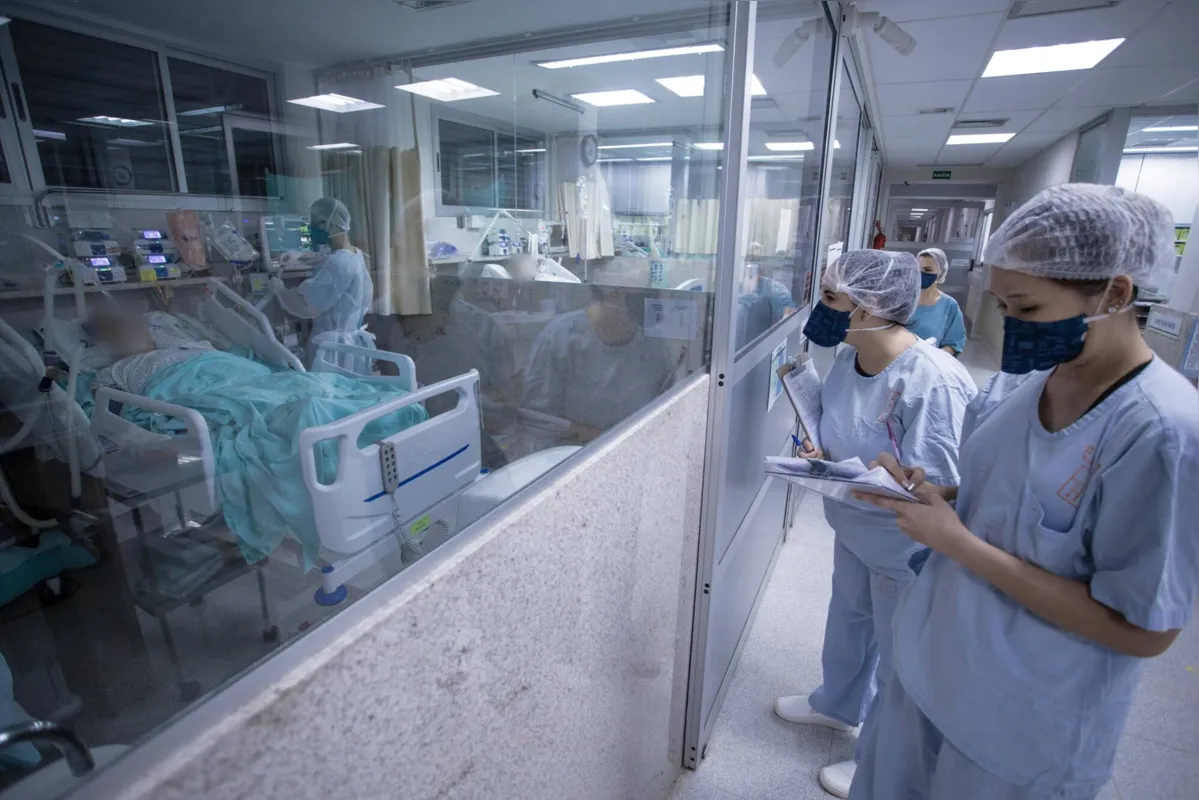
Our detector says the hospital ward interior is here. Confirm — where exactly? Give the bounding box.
[0,0,1196,798]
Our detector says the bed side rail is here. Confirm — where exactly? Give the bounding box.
[312,343,417,392]
[204,278,304,373]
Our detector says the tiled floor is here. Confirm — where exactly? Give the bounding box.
[670,340,1199,800]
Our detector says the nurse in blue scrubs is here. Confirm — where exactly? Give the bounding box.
[852,184,1199,800]
[905,248,966,355]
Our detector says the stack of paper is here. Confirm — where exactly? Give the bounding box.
[765,456,920,505]
[777,358,823,449]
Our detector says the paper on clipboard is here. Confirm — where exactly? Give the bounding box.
[777,358,823,450]
[764,456,921,505]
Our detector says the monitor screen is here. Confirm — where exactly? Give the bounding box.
[88,257,111,267]
[263,215,310,253]
[141,229,163,240]
[147,254,167,264]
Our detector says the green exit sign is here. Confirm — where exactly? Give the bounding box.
[932,170,952,180]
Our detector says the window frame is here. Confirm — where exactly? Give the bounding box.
[431,106,547,218]
[0,13,286,202]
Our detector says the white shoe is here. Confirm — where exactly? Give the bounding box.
[773,696,855,732]
[819,760,856,799]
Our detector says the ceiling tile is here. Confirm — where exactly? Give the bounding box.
[938,142,1005,164]
[954,108,1041,133]
[962,72,1087,113]
[875,80,973,116]
[1023,107,1109,133]
[990,0,1171,50]
[1056,63,1199,108]
[868,14,1006,85]
[1104,0,1199,68]
[881,114,955,138]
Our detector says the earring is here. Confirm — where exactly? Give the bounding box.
[1108,306,1118,313]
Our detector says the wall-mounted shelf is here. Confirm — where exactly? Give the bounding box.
[0,275,217,301]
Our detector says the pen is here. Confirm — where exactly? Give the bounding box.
[885,420,916,492]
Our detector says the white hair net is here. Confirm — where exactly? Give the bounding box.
[824,249,921,323]
[310,196,351,234]
[984,183,1174,286]
[918,247,949,283]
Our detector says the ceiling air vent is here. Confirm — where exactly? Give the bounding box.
[395,0,472,9]
[955,118,1009,129]
[918,107,955,115]
[1009,0,1119,19]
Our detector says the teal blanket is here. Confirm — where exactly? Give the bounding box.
[127,351,427,568]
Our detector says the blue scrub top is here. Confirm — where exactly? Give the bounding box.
[891,360,1199,796]
[905,293,965,354]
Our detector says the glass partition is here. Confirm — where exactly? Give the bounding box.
[816,64,862,283]
[733,2,835,354]
[0,1,732,790]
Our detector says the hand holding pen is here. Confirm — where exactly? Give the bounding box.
[791,434,823,460]
[884,420,916,492]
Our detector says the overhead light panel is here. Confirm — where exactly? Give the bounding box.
[109,138,161,147]
[177,105,236,117]
[307,142,360,150]
[396,78,498,102]
[288,93,384,113]
[654,74,766,98]
[538,43,723,69]
[748,154,804,161]
[598,157,633,163]
[1123,146,1198,153]
[981,38,1124,78]
[599,141,673,150]
[33,129,66,141]
[946,132,1015,145]
[693,142,724,150]
[910,207,928,211]
[572,90,655,107]
[1142,125,1199,132]
[78,115,152,127]
[515,148,546,153]
[637,156,674,162]
[765,141,815,152]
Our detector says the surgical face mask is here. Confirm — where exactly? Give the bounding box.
[803,302,894,347]
[920,272,938,290]
[1000,289,1119,375]
[310,225,330,251]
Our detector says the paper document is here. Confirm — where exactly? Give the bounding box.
[777,358,823,450]
[765,456,921,505]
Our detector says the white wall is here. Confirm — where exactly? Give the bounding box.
[1116,154,1199,223]
[974,132,1080,354]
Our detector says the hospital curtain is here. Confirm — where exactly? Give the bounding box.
[744,198,800,256]
[318,66,430,316]
[556,171,615,261]
[674,199,720,255]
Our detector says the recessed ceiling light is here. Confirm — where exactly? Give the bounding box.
[33,129,66,140]
[655,74,766,98]
[177,105,235,117]
[946,132,1015,145]
[515,148,546,154]
[538,44,723,69]
[765,141,815,152]
[307,142,360,150]
[287,94,384,113]
[109,138,161,147]
[572,90,655,107]
[636,156,674,162]
[981,38,1124,78]
[598,158,633,163]
[395,78,499,102]
[1142,125,1199,132]
[599,141,673,150]
[910,208,928,211]
[693,142,724,150]
[1123,146,1199,153]
[78,115,152,127]
[748,154,804,161]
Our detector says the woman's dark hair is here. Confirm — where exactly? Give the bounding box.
[1049,278,1139,303]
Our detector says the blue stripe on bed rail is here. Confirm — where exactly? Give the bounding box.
[363,443,471,503]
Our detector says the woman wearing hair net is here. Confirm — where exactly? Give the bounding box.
[852,184,1199,799]
[270,197,377,373]
[905,247,966,355]
[774,249,977,798]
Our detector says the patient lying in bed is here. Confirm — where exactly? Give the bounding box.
[88,311,428,569]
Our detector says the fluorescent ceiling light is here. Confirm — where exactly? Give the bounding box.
[109,138,161,147]
[572,90,655,107]
[33,129,66,141]
[655,74,766,98]
[1123,146,1199,153]
[598,158,633,163]
[395,78,499,102]
[515,148,546,154]
[78,115,152,127]
[287,93,384,113]
[180,126,222,136]
[981,38,1124,78]
[307,142,360,151]
[599,141,673,150]
[946,132,1015,145]
[910,207,928,211]
[694,142,724,150]
[748,154,804,161]
[1142,125,1199,132]
[765,141,815,152]
[538,43,723,69]
[177,105,234,117]
[637,156,674,162]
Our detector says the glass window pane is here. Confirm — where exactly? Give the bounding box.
[816,66,861,288]
[12,20,175,191]
[168,57,275,196]
[438,118,497,208]
[736,4,836,355]
[496,133,544,211]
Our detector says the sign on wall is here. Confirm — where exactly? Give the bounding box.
[932,170,952,180]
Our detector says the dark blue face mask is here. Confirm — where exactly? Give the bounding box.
[803,301,852,347]
[310,225,330,251]
[1001,314,1091,374]
[920,272,938,290]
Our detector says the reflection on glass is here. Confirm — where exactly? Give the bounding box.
[0,2,732,781]
[816,66,862,292]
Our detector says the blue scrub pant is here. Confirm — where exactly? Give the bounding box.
[850,675,1102,800]
[808,540,912,761]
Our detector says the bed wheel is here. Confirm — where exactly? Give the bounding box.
[262,625,280,643]
[313,585,348,607]
[180,680,203,702]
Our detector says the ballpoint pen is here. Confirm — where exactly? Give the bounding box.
[885,419,916,492]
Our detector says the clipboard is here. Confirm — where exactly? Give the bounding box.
[776,355,823,450]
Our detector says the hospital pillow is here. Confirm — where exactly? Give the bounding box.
[38,316,117,373]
